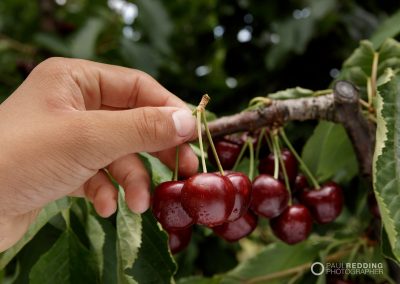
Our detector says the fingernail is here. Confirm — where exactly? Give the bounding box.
[172,109,196,137]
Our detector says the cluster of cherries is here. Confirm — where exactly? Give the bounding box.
[151,96,345,254]
[152,128,345,254]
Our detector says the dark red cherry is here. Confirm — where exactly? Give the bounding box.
[299,182,344,224]
[225,172,252,221]
[152,181,194,230]
[270,204,312,244]
[250,174,289,218]
[293,174,308,193]
[367,193,380,218]
[167,227,192,254]
[213,210,258,242]
[258,149,298,183]
[181,173,235,227]
[208,140,241,170]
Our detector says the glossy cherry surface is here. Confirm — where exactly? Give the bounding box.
[213,210,258,242]
[208,140,241,170]
[258,149,298,183]
[152,181,194,230]
[225,172,252,221]
[270,204,312,244]
[167,227,192,254]
[250,174,289,219]
[299,182,344,224]
[293,174,308,193]
[181,173,235,227]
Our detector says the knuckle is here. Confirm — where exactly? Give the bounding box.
[136,108,160,142]
[29,57,71,83]
[134,108,169,144]
[33,57,69,74]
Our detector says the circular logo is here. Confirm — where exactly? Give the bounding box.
[311,262,325,276]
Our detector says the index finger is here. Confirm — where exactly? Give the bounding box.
[34,57,189,110]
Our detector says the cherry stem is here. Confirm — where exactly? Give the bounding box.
[202,111,225,175]
[255,128,266,159]
[273,134,292,203]
[279,128,320,189]
[232,141,248,171]
[271,132,280,180]
[263,130,274,155]
[173,146,179,181]
[196,95,210,173]
[247,138,255,180]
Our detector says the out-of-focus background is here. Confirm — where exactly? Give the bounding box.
[0,0,399,114]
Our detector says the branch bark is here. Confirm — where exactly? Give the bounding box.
[206,81,375,179]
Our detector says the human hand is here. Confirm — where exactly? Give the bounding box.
[0,58,198,252]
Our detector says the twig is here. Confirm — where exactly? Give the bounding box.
[206,81,375,179]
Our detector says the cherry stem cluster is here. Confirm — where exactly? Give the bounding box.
[272,133,292,203]
[279,129,320,189]
[247,139,255,180]
[232,138,255,180]
[173,146,179,181]
[196,94,225,175]
[196,106,207,173]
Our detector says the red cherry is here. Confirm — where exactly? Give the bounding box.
[270,204,312,244]
[367,193,380,218]
[152,181,194,230]
[250,174,289,218]
[299,182,344,224]
[181,173,235,227]
[225,172,252,221]
[213,210,258,242]
[167,227,192,254]
[258,149,298,183]
[293,174,309,193]
[208,140,241,170]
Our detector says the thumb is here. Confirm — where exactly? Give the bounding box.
[76,107,197,165]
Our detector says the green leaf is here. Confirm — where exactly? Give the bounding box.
[220,241,324,284]
[97,217,118,284]
[135,0,172,54]
[339,40,375,97]
[370,10,400,49]
[373,74,400,262]
[178,276,221,284]
[128,212,177,284]
[116,187,142,284]
[29,229,99,283]
[1,262,20,284]
[120,39,162,77]
[268,87,314,100]
[0,198,70,269]
[140,153,172,186]
[86,214,105,279]
[34,33,70,56]
[302,121,358,184]
[70,17,105,59]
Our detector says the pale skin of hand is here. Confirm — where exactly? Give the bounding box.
[0,58,198,252]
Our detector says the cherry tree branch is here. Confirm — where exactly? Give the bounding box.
[206,81,375,179]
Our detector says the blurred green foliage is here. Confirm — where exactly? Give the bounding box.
[0,0,399,113]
